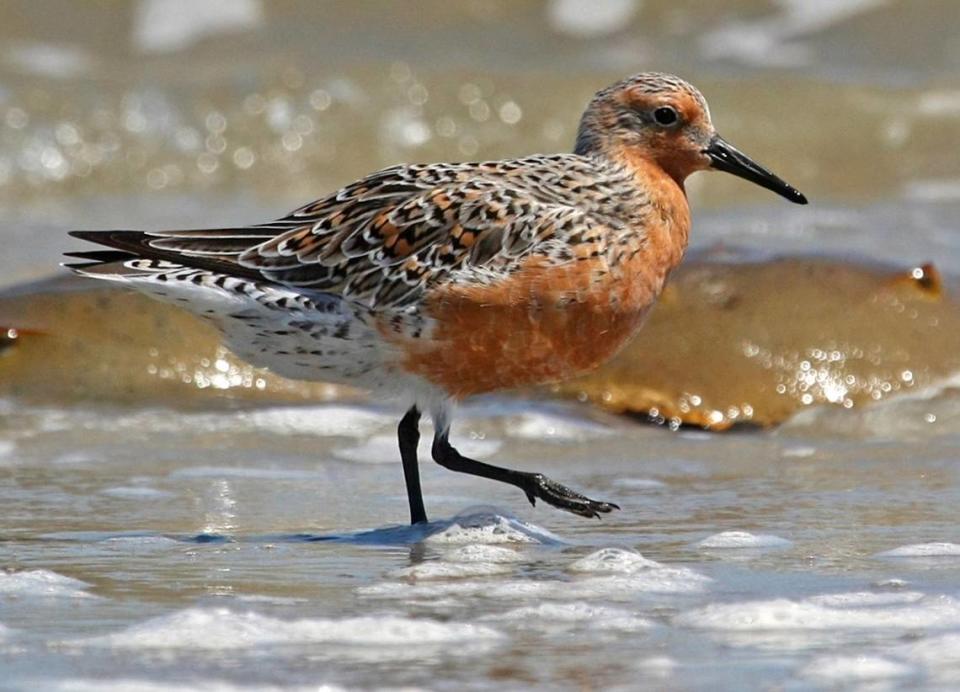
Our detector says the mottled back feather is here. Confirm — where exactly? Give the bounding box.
[73,154,647,309]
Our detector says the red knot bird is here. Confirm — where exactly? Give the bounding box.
[66,72,806,525]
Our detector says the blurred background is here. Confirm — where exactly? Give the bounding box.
[4,4,960,690]
[2,0,959,285]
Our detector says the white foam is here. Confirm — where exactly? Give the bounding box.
[133,0,263,53]
[566,549,711,595]
[504,411,611,442]
[565,572,710,597]
[675,593,960,631]
[482,602,653,632]
[424,511,561,545]
[389,544,524,579]
[444,545,524,563]
[357,578,554,601]
[802,655,915,683]
[389,560,514,580]
[877,542,960,558]
[809,591,926,608]
[360,563,708,600]
[74,607,503,650]
[695,532,793,549]
[568,548,664,574]
[0,569,95,599]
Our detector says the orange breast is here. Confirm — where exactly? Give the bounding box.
[388,160,691,399]
[393,263,641,397]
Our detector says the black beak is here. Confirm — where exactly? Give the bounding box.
[704,135,807,205]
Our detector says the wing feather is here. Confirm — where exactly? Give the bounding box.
[69,155,637,309]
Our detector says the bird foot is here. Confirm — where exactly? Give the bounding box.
[523,473,619,519]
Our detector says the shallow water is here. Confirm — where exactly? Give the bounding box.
[2,1,960,690]
[3,398,960,689]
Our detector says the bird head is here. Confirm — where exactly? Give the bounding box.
[576,72,807,204]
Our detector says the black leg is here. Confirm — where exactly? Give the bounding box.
[431,431,619,519]
[398,406,427,525]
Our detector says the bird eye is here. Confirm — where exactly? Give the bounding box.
[653,106,679,126]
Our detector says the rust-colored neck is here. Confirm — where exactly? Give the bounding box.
[616,148,691,275]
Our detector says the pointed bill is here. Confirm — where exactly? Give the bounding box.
[705,135,807,205]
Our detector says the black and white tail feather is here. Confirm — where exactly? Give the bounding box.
[64,230,418,394]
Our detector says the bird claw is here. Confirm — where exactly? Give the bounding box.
[525,473,619,519]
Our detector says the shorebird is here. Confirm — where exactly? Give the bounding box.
[66,72,806,525]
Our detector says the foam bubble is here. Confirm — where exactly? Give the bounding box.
[74,607,503,650]
[323,511,557,547]
[564,573,710,597]
[424,510,562,545]
[567,549,711,595]
[568,548,663,574]
[389,560,514,580]
[444,545,524,563]
[360,563,708,600]
[802,655,915,683]
[675,593,960,631]
[483,602,653,632]
[809,591,925,608]
[695,532,793,549]
[0,569,95,599]
[389,544,524,579]
[357,578,554,601]
[877,542,960,558]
